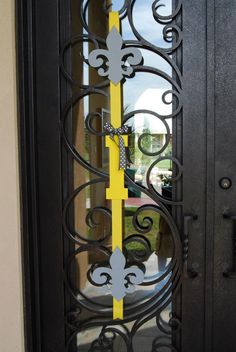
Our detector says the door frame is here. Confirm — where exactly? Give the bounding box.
[16,1,216,351]
[16,1,41,350]
[16,1,70,351]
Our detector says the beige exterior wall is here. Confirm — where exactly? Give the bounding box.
[0,1,24,351]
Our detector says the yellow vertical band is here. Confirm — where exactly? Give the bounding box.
[111,199,123,251]
[113,298,123,320]
[107,11,125,320]
[109,11,120,32]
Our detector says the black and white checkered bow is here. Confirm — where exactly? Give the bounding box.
[104,122,130,170]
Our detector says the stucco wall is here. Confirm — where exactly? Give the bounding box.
[0,1,24,351]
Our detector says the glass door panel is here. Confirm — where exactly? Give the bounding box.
[61,0,183,350]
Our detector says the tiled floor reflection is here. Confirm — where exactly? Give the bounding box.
[77,310,171,351]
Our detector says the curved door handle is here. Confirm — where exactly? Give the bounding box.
[183,215,198,278]
[222,214,236,278]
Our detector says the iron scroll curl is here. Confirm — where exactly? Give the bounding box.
[60,0,183,350]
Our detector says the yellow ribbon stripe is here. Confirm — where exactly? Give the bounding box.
[106,11,128,320]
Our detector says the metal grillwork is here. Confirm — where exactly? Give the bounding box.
[60,0,183,350]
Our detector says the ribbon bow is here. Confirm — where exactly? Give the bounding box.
[104,122,130,170]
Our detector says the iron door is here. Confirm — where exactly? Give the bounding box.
[17,0,236,351]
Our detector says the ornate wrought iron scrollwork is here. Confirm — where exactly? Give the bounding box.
[60,0,183,350]
[89,325,131,352]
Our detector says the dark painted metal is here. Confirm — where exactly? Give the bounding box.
[17,0,236,351]
[61,1,183,351]
[171,0,183,349]
[33,1,67,350]
[204,1,215,351]
[222,214,236,278]
[16,0,67,351]
[214,2,236,350]
[17,0,183,350]
[183,215,198,279]
[16,1,41,351]
[182,1,207,351]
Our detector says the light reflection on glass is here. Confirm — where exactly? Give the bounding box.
[70,1,176,350]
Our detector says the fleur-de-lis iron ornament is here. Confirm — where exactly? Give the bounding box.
[88,27,143,85]
[91,247,145,301]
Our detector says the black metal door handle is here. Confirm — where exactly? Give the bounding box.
[222,214,236,278]
[183,215,198,278]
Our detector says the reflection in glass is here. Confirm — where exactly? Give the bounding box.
[62,0,182,350]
